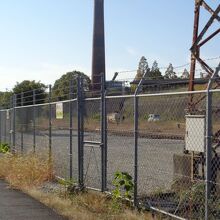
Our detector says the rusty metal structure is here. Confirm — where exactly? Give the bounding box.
[189,0,220,106]
[91,0,106,91]
[188,1,220,189]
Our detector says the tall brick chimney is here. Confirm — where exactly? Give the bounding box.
[91,0,105,91]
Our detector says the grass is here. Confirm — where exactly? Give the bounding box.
[28,189,154,220]
[0,152,155,220]
[0,152,53,189]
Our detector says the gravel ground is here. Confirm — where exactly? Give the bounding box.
[14,129,184,196]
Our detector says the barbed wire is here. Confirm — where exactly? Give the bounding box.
[1,56,219,109]
[116,56,220,74]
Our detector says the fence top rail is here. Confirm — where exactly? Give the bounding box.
[106,89,209,99]
[107,89,220,99]
[13,98,77,110]
[0,89,220,111]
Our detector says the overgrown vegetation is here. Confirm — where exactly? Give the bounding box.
[174,182,220,219]
[0,152,53,189]
[111,171,134,211]
[28,188,153,220]
[0,142,10,153]
[0,152,154,219]
[112,171,134,200]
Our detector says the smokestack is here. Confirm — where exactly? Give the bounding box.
[91,0,105,91]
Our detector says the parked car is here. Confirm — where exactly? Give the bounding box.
[148,114,160,122]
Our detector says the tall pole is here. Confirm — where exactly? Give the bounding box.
[12,94,16,152]
[205,63,220,220]
[189,0,201,93]
[92,0,106,91]
[33,90,36,153]
[69,79,74,180]
[48,85,52,160]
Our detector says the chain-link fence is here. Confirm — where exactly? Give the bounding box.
[1,81,220,219]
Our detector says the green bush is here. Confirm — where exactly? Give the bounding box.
[0,143,10,154]
[112,171,134,200]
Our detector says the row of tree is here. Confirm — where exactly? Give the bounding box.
[0,71,90,108]
[0,56,191,108]
[135,56,190,81]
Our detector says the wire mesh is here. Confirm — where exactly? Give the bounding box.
[2,87,220,219]
[15,106,35,153]
[106,96,134,192]
[207,90,220,219]
[0,110,9,143]
[83,98,102,189]
[136,92,207,219]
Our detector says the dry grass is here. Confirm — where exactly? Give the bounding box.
[0,152,155,220]
[27,188,155,220]
[0,152,53,189]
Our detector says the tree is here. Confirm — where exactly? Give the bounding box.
[13,80,47,106]
[52,71,91,101]
[0,91,13,109]
[181,69,190,79]
[148,61,163,80]
[135,56,150,80]
[164,63,177,79]
[13,80,47,132]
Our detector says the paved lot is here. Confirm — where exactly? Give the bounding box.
[14,130,185,195]
[0,180,66,220]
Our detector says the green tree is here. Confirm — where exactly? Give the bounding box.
[13,80,47,106]
[181,68,190,79]
[148,60,163,79]
[0,91,13,109]
[135,56,150,81]
[12,80,47,132]
[52,71,91,101]
[164,63,177,79]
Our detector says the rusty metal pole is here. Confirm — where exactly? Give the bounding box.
[91,0,106,91]
[189,0,201,93]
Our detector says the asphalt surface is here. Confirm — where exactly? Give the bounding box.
[13,129,185,195]
[0,180,66,220]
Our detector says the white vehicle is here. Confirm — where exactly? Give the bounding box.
[148,114,160,122]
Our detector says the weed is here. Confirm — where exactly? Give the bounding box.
[0,142,10,153]
[28,188,153,220]
[0,152,53,189]
[112,171,134,200]
[111,171,134,211]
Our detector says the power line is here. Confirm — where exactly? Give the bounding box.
[116,56,220,74]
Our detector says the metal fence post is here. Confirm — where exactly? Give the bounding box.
[12,94,16,151]
[205,87,212,220]
[134,93,138,207]
[21,92,24,153]
[69,79,74,180]
[101,73,107,192]
[4,109,6,143]
[33,89,36,153]
[205,63,220,220]
[49,85,52,160]
[9,96,12,145]
[0,110,2,143]
[77,77,84,188]
[77,76,81,186]
[133,70,149,207]
[104,81,107,192]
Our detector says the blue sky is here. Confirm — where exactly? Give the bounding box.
[0,0,219,90]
